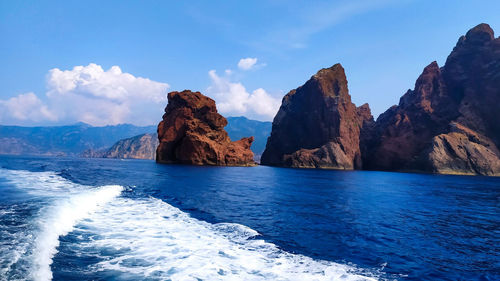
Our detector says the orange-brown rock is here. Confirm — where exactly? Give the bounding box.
[156,90,255,166]
[261,64,371,169]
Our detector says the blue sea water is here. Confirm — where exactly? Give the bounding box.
[0,155,498,281]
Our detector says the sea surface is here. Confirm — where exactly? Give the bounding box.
[0,155,498,281]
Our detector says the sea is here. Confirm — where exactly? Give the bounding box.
[0,155,498,281]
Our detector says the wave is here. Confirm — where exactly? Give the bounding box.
[0,168,378,281]
[0,169,123,281]
[73,196,378,280]
[32,185,122,281]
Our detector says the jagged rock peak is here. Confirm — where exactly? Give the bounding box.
[422,61,439,73]
[310,63,349,98]
[464,23,495,43]
[357,103,374,123]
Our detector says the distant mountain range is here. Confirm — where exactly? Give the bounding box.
[0,123,156,156]
[0,117,271,159]
[82,133,159,160]
[225,117,272,157]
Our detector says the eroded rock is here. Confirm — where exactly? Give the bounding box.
[156,90,255,166]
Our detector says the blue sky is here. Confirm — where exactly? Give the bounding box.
[0,0,499,126]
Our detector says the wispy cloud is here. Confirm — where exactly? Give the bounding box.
[253,0,400,50]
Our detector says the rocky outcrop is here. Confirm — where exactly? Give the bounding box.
[362,61,455,170]
[363,23,500,176]
[261,64,372,169]
[156,90,255,166]
[262,23,500,176]
[427,123,500,175]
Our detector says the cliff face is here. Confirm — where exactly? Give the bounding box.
[363,23,500,176]
[261,64,372,169]
[262,24,499,176]
[362,61,455,170]
[156,90,255,166]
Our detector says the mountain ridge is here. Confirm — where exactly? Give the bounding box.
[0,123,156,156]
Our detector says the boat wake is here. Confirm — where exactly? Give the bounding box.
[0,169,122,281]
[0,168,378,281]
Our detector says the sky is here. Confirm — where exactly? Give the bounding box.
[0,0,499,126]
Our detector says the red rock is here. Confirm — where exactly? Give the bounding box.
[364,23,500,176]
[362,61,454,170]
[261,64,371,169]
[263,23,500,176]
[156,90,255,166]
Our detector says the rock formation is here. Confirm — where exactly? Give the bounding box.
[260,64,372,169]
[262,23,500,176]
[156,90,255,166]
[363,23,500,176]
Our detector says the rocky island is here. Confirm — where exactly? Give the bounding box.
[262,23,500,176]
[260,64,372,169]
[156,90,255,166]
[363,23,500,176]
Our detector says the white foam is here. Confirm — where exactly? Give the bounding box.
[0,169,123,281]
[74,196,378,280]
[0,206,33,281]
[32,185,123,281]
[0,168,378,281]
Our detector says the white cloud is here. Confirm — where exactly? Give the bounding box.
[0,92,57,124]
[206,70,280,121]
[1,63,280,126]
[237,57,258,70]
[46,64,168,103]
[45,63,169,126]
[0,63,170,126]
